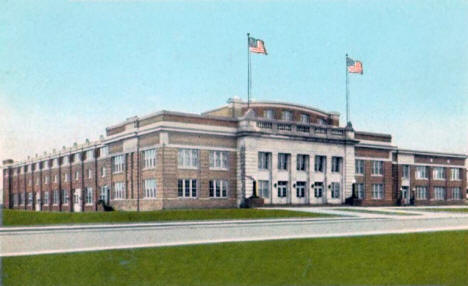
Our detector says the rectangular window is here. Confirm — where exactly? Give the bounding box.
[88,169,93,179]
[416,166,428,179]
[143,179,157,199]
[86,150,94,161]
[371,161,383,176]
[13,194,18,206]
[45,176,49,184]
[75,170,80,181]
[112,155,125,174]
[28,179,32,186]
[355,160,364,175]
[101,166,107,178]
[277,181,288,198]
[314,183,323,198]
[452,187,461,200]
[402,165,410,179]
[331,182,340,199]
[331,157,342,173]
[62,190,69,204]
[450,168,460,181]
[114,182,126,200]
[27,193,33,205]
[264,109,274,119]
[209,151,229,169]
[282,111,292,121]
[258,152,272,170]
[415,186,427,200]
[434,187,445,200]
[296,154,309,171]
[178,149,199,169]
[85,187,93,205]
[314,155,326,172]
[433,167,445,180]
[143,149,157,169]
[19,193,23,205]
[258,180,270,198]
[177,179,197,198]
[101,146,109,157]
[54,174,58,183]
[100,186,109,202]
[44,192,49,205]
[64,173,68,182]
[62,156,69,165]
[53,190,59,205]
[372,184,384,200]
[300,114,310,124]
[278,153,290,170]
[209,180,228,198]
[356,183,365,199]
[296,181,306,198]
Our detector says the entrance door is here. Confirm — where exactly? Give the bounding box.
[401,187,409,205]
[35,192,41,211]
[313,183,324,204]
[73,189,82,212]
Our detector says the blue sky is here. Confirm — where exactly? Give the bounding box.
[1,0,467,164]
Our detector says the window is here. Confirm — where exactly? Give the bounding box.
[434,187,445,200]
[296,181,306,198]
[36,177,40,185]
[143,149,156,169]
[53,190,59,205]
[258,180,270,198]
[314,155,326,172]
[371,161,383,176]
[101,166,107,178]
[209,180,228,198]
[13,194,18,206]
[452,187,461,200]
[62,190,69,204]
[317,118,325,125]
[27,193,33,205]
[75,170,80,181]
[415,186,427,200]
[314,183,323,198]
[28,179,32,186]
[19,193,23,205]
[433,167,445,180]
[355,160,364,175]
[331,157,342,173]
[178,149,199,169]
[85,188,93,205]
[88,169,93,179]
[356,183,365,199]
[450,168,460,181]
[372,184,384,200]
[296,154,309,171]
[100,186,109,202]
[44,192,49,205]
[278,153,290,170]
[264,109,274,119]
[402,165,410,179]
[300,114,310,124]
[209,151,228,169]
[62,156,69,165]
[86,150,94,161]
[54,174,58,183]
[101,146,109,157]
[277,181,288,198]
[177,179,197,198]
[45,176,49,184]
[143,179,157,199]
[64,173,69,182]
[112,155,125,173]
[258,152,272,170]
[114,182,125,200]
[415,166,428,179]
[282,111,292,121]
[331,183,340,199]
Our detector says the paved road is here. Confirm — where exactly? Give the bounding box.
[1,207,468,257]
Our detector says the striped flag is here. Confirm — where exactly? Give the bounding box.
[347,56,363,74]
[249,37,267,55]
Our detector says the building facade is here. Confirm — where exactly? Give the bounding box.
[2,98,467,211]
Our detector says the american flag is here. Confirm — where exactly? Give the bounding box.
[249,37,267,55]
[347,56,363,74]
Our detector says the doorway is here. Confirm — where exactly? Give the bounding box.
[73,189,82,212]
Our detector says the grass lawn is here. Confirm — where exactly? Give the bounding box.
[412,208,468,213]
[338,208,418,216]
[1,208,332,226]
[3,231,467,286]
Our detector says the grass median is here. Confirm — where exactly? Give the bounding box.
[3,231,467,286]
[1,208,333,226]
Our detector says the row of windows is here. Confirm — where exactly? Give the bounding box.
[258,153,343,173]
[23,167,109,186]
[12,188,95,206]
[257,181,341,199]
[262,109,327,125]
[355,160,384,175]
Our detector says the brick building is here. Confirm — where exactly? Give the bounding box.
[2,98,467,211]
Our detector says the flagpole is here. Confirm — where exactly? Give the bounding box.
[345,53,350,125]
[247,33,251,109]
